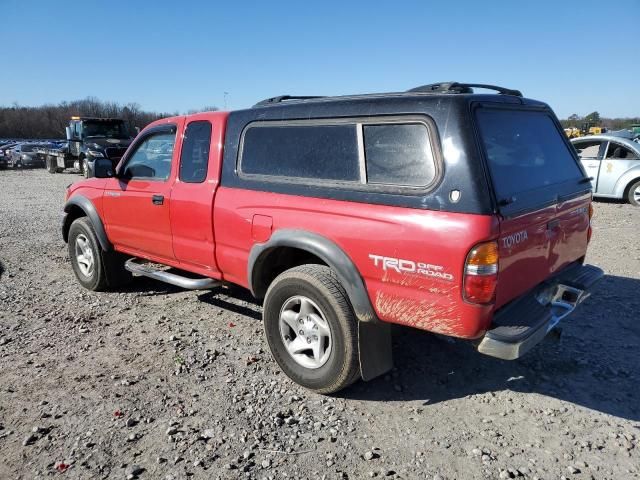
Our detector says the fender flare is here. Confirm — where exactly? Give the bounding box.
[62,195,112,251]
[248,229,378,323]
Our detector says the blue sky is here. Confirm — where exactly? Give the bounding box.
[1,0,638,118]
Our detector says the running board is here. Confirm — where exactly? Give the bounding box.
[125,259,221,290]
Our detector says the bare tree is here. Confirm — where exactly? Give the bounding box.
[0,98,208,139]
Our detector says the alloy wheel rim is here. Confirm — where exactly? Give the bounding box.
[75,234,95,277]
[633,185,640,203]
[279,295,332,369]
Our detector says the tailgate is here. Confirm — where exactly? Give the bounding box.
[495,193,590,308]
[474,105,592,309]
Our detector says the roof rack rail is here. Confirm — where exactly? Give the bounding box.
[408,82,522,97]
[253,95,325,107]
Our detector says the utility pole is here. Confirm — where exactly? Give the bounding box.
[223,92,229,110]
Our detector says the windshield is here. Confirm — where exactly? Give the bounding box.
[476,108,584,202]
[21,145,35,152]
[83,121,129,139]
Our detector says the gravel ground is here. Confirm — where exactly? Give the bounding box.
[0,169,638,480]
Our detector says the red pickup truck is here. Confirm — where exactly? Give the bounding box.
[62,82,603,393]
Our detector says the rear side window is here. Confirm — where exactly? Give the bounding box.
[239,118,438,190]
[606,143,639,160]
[241,124,360,181]
[476,109,583,200]
[180,121,212,183]
[364,124,435,186]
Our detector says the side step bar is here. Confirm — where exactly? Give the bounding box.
[125,258,221,290]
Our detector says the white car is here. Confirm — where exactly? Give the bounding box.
[572,135,640,206]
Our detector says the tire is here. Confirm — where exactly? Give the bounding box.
[263,264,360,394]
[68,217,132,291]
[46,156,56,174]
[81,158,89,178]
[626,179,640,207]
[14,159,22,169]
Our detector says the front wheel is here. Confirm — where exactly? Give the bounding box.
[68,217,132,291]
[627,179,640,207]
[263,264,360,394]
[81,158,89,178]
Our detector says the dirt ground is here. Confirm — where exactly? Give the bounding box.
[0,169,638,480]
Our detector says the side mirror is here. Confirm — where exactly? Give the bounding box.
[65,127,72,141]
[94,158,114,178]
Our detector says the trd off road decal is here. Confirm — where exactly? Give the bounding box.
[369,254,454,282]
[501,230,528,249]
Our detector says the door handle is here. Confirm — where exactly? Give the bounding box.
[152,194,164,205]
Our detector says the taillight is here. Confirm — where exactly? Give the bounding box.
[587,202,594,243]
[464,241,499,304]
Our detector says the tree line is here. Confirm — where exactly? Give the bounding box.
[2,99,636,139]
[0,98,218,139]
[560,111,640,130]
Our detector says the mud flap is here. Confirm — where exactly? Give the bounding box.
[358,321,393,381]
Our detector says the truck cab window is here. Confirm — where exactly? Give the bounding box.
[83,121,129,139]
[121,131,175,180]
[179,121,212,183]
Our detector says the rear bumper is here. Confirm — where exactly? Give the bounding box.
[477,263,603,360]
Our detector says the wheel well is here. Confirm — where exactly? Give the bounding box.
[62,205,86,243]
[623,177,640,198]
[252,247,327,299]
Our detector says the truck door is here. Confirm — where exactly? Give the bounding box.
[597,141,640,195]
[169,115,223,273]
[573,139,606,192]
[69,121,82,158]
[102,123,182,261]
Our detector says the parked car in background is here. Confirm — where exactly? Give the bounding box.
[0,142,19,161]
[572,135,640,206]
[0,142,13,168]
[606,129,639,141]
[8,143,45,168]
[1,143,20,166]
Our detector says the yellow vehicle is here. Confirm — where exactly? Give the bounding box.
[564,127,581,138]
[580,122,607,136]
[588,126,607,135]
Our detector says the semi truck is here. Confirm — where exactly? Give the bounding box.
[37,117,133,177]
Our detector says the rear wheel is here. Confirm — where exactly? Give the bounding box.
[627,179,640,207]
[68,217,131,291]
[263,264,360,394]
